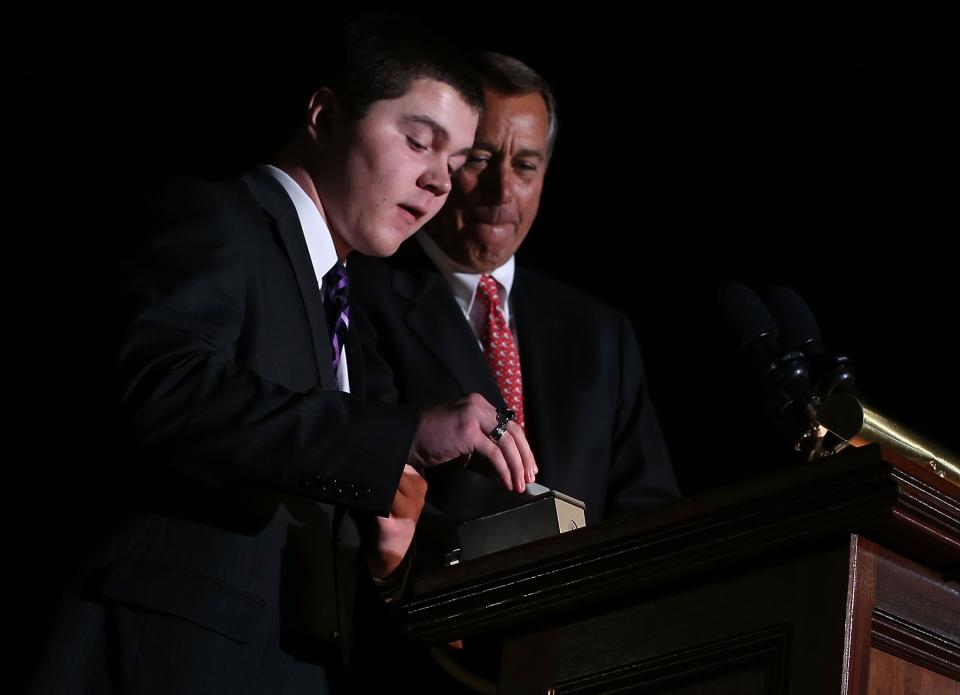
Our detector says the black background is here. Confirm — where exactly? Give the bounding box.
[10,5,956,684]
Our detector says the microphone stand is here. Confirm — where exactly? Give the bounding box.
[814,392,960,489]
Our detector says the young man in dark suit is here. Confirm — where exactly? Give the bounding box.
[351,52,680,540]
[29,21,535,695]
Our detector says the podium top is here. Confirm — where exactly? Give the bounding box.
[398,444,960,642]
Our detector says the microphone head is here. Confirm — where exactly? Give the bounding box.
[717,281,780,350]
[766,285,857,397]
[716,281,822,422]
[766,285,822,349]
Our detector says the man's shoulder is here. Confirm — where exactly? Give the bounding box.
[141,175,269,249]
[148,176,257,222]
[516,265,624,322]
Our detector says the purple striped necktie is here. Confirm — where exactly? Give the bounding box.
[322,263,350,374]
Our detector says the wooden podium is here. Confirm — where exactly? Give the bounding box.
[396,445,959,694]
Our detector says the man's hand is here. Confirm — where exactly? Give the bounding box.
[364,464,428,579]
[407,393,537,493]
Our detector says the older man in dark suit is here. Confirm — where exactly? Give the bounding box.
[351,52,680,543]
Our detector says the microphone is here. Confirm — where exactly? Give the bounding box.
[717,282,822,421]
[763,286,959,484]
[765,286,856,398]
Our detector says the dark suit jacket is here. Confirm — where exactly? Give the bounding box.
[31,170,418,695]
[350,240,680,534]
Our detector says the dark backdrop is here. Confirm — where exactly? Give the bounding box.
[10,5,955,686]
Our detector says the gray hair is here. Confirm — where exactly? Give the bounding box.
[473,52,558,157]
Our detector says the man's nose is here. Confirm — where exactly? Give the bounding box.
[479,163,515,205]
[418,163,452,197]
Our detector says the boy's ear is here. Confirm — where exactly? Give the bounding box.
[306,88,342,146]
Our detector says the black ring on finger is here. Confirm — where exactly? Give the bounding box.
[489,421,509,442]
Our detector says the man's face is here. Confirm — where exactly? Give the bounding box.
[319,78,479,258]
[428,88,549,273]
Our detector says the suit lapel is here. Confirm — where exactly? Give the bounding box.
[394,245,505,406]
[512,271,568,462]
[242,170,337,390]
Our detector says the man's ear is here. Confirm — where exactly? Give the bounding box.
[306,88,342,146]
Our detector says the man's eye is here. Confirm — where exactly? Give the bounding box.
[406,137,428,152]
[466,155,489,169]
[516,161,538,172]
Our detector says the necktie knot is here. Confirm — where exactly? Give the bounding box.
[323,263,350,373]
[323,263,350,311]
[476,274,502,311]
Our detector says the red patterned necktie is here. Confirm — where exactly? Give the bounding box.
[476,274,525,429]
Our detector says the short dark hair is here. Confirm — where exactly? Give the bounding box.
[323,14,484,121]
[473,52,558,156]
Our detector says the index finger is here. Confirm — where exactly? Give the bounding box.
[505,420,537,484]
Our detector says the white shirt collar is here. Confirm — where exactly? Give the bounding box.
[262,164,340,282]
[261,165,350,392]
[416,230,515,320]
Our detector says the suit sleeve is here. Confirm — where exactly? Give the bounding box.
[605,313,682,515]
[115,191,415,516]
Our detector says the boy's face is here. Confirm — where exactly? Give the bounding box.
[320,78,479,258]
